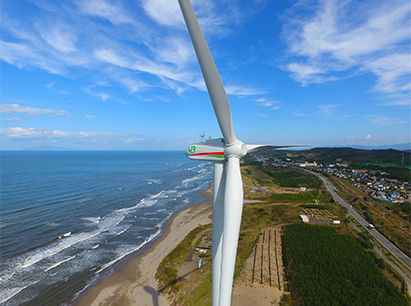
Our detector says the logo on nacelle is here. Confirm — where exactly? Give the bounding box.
[188,146,196,153]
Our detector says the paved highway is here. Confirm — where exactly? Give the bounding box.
[305,170,411,272]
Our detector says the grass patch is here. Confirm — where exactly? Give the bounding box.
[182,273,212,306]
[156,224,212,294]
[267,189,329,203]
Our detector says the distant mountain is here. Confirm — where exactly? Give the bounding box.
[263,146,411,168]
[349,143,411,151]
[23,145,73,151]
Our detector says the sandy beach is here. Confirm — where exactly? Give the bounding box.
[74,197,213,306]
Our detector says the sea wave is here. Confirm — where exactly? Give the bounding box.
[94,227,162,275]
[9,212,126,270]
[1,151,213,306]
[83,216,101,224]
[19,230,107,269]
[0,280,39,304]
[147,179,162,184]
[44,255,77,272]
[116,225,132,236]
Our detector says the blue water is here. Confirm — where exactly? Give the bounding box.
[0,151,212,306]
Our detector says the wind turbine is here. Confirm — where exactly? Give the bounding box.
[178,1,294,305]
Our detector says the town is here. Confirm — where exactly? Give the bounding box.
[252,153,410,203]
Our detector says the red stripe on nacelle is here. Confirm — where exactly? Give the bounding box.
[191,152,224,156]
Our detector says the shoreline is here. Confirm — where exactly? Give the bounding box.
[73,185,213,306]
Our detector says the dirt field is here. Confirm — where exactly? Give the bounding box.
[232,226,288,306]
[165,226,288,306]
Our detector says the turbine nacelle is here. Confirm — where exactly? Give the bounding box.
[186,138,226,162]
[186,138,249,163]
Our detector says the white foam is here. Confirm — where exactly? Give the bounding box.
[64,274,99,306]
[83,216,101,224]
[184,166,197,171]
[147,217,159,221]
[94,228,162,275]
[151,190,165,199]
[0,272,15,282]
[0,280,39,304]
[44,255,77,272]
[116,225,132,236]
[110,216,125,228]
[147,179,162,184]
[115,201,142,213]
[142,199,157,207]
[181,174,203,185]
[78,197,95,204]
[20,228,109,268]
[58,232,71,239]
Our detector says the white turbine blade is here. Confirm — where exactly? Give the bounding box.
[219,156,244,306]
[246,144,300,154]
[212,163,226,306]
[178,0,237,145]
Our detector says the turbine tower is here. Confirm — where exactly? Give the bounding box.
[178,1,294,305]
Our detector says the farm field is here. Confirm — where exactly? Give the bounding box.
[156,163,410,305]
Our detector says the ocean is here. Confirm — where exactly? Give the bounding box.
[0,151,212,306]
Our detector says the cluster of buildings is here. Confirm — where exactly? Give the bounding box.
[252,155,410,203]
[317,165,409,203]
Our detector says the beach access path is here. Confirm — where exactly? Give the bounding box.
[75,199,213,306]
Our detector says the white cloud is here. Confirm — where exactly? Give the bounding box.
[255,98,282,110]
[154,36,194,66]
[117,76,150,93]
[225,85,266,96]
[0,103,69,117]
[85,115,96,119]
[282,0,411,94]
[0,40,63,74]
[365,53,411,93]
[142,0,183,27]
[0,0,261,100]
[294,110,309,117]
[94,47,195,88]
[3,117,24,122]
[94,49,130,68]
[317,104,339,116]
[142,0,240,35]
[0,127,145,143]
[76,0,135,25]
[286,63,334,85]
[367,114,408,126]
[347,134,372,140]
[1,127,46,138]
[39,23,77,53]
[380,93,411,106]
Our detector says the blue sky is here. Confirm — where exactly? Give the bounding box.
[1,0,410,150]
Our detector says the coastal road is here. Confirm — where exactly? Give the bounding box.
[304,170,411,272]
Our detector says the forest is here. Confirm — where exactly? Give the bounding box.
[282,223,408,306]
